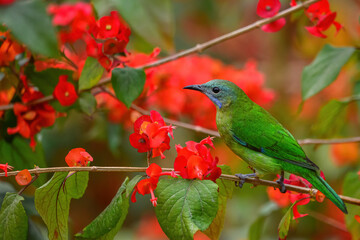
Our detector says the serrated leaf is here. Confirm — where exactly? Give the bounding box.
[115,0,174,52]
[278,202,295,240]
[0,0,59,58]
[78,92,97,116]
[343,171,360,239]
[0,137,47,187]
[125,175,143,198]
[0,193,28,240]
[312,100,348,137]
[204,165,233,240]
[79,57,104,90]
[302,45,355,100]
[111,68,145,108]
[155,178,218,240]
[35,171,89,240]
[76,177,130,240]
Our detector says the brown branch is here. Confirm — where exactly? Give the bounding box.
[0,0,319,112]
[1,165,359,207]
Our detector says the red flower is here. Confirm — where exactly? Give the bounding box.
[267,186,291,207]
[261,18,286,32]
[15,169,32,186]
[0,0,15,5]
[305,12,341,38]
[93,11,130,41]
[0,32,24,66]
[174,136,222,181]
[7,88,56,148]
[256,0,281,18]
[131,163,176,207]
[0,163,13,177]
[129,111,175,159]
[53,75,78,106]
[65,148,93,167]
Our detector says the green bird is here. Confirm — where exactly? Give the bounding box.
[184,79,347,214]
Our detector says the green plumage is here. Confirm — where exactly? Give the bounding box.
[184,79,347,214]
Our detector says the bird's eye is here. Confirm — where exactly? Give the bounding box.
[212,87,220,93]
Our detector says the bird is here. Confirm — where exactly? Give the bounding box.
[184,79,347,214]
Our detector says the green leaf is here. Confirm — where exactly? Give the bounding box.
[115,0,174,52]
[0,193,28,240]
[35,171,89,240]
[0,0,58,58]
[125,175,143,198]
[343,171,360,239]
[302,44,355,100]
[78,92,97,116]
[0,137,47,187]
[155,178,219,240]
[76,177,130,239]
[111,68,146,108]
[79,57,104,90]
[278,202,295,240]
[204,165,233,240]
[312,100,348,137]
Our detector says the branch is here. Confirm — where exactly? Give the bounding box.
[0,0,319,112]
[1,165,359,206]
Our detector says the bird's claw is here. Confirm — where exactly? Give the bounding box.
[235,173,257,188]
[276,179,287,193]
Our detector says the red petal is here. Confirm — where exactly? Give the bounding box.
[305,26,327,38]
[129,133,150,153]
[150,110,165,126]
[187,155,208,180]
[256,0,281,18]
[261,18,286,33]
[15,169,32,186]
[146,163,162,178]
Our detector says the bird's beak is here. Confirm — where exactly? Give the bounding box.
[183,84,203,92]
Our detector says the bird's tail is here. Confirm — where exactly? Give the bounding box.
[305,171,348,214]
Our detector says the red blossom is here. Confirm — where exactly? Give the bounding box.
[261,18,286,32]
[65,148,93,167]
[53,75,78,106]
[0,32,24,66]
[256,0,281,18]
[174,137,221,181]
[15,169,32,186]
[129,111,175,159]
[0,163,13,177]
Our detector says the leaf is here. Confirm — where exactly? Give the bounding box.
[204,165,233,240]
[278,202,295,240]
[76,177,130,239]
[111,68,146,108]
[0,137,47,187]
[302,44,355,100]
[35,171,89,240]
[0,0,58,58]
[79,57,104,91]
[343,171,360,239]
[125,175,143,198]
[115,0,174,52]
[0,193,28,240]
[312,100,348,137]
[78,92,97,116]
[155,178,219,240]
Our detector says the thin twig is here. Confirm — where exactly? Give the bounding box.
[0,0,319,112]
[1,166,359,206]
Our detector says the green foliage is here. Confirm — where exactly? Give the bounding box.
[0,0,58,58]
[248,202,279,240]
[343,171,360,239]
[76,177,131,239]
[115,0,174,52]
[79,57,104,91]
[0,137,47,187]
[155,178,219,240]
[278,203,294,240]
[125,175,143,197]
[204,165,233,240]
[78,92,97,116]
[0,193,28,240]
[111,67,146,108]
[35,172,89,240]
[302,44,355,100]
[312,99,348,137]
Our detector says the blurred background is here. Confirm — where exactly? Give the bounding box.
[2,0,360,239]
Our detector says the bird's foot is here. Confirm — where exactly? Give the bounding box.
[235,173,257,188]
[276,172,287,193]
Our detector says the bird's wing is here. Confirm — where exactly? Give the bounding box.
[231,110,319,171]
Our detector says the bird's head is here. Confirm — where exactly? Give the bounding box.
[184,79,244,109]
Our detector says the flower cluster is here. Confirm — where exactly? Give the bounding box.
[256,0,286,32]
[129,110,175,159]
[65,148,93,167]
[174,137,222,181]
[267,174,325,219]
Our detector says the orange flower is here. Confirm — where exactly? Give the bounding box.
[65,148,93,167]
[15,169,32,186]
